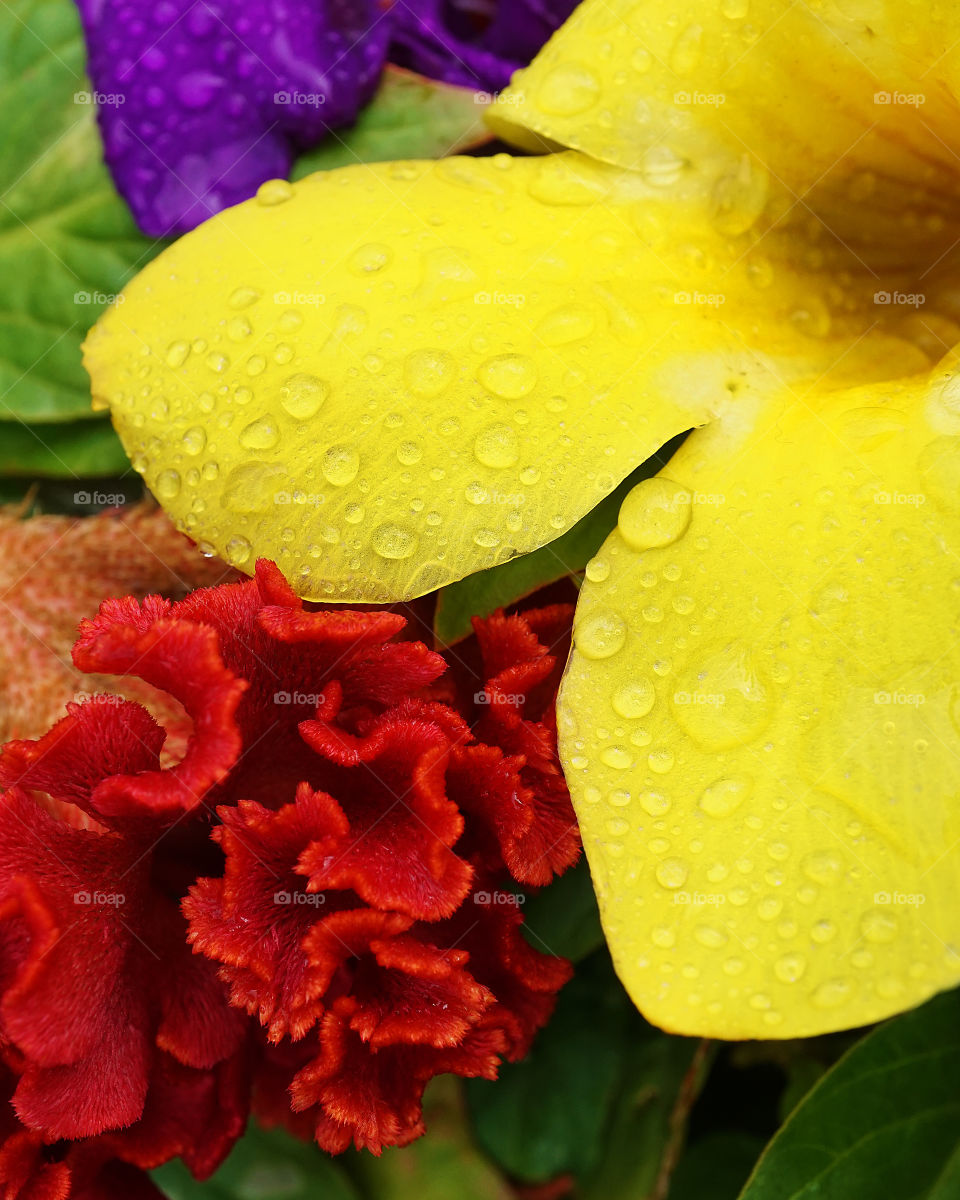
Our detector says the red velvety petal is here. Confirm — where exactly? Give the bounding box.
[0,700,164,828]
[301,910,490,1050]
[95,1050,250,1181]
[185,788,350,1042]
[430,899,572,1061]
[153,915,248,1071]
[0,1128,71,1200]
[290,1007,503,1155]
[72,603,245,820]
[0,790,147,1073]
[298,711,472,920]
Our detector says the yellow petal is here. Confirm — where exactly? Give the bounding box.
[85,152,930,601]
[558,372,960,1037]
[491,0,960,245]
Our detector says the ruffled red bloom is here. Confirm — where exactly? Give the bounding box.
[0,560,577,1194]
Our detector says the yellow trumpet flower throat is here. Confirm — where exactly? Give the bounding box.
[84,0,960,1038]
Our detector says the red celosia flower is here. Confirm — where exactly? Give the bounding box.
[0,560,577,1196]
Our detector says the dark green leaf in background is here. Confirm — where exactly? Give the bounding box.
[738,988,960,1200]
[154,1124,361,1200]
[466,950,706,1197]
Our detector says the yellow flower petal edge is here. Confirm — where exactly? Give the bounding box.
[558,373,960,1038]
[86,146,934,602]
[489,0,960,249]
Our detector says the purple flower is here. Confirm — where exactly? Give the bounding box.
[76,0,391,236]
[387,0,579,93]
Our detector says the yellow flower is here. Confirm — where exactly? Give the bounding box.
[84,0,960,1039]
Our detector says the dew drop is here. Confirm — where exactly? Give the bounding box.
[574,609,626,659]
[182,426,207,456]
[474,423,520,468]
[229,287,260,310]
[154,469,181,500]
[256,179,293,206]
[699,777,749,818]
[239,417,280,450]
[612,679,655,718]
[477,353,537,400]
[279,373,328,419]
[618,477,692,549]
[373,523,417,560]
[656,857,689,889]
[322,445,360,486]
[536,62,602,116]
[224,535,252,566]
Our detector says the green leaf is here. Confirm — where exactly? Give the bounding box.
[669,1134,766,1200]
[738,988,960,1200]
[0,0,165,424]
[520,858,603,963]
[342,1077,512,1200]
[292,67,491,179]
[465,952,632,1184]
[434,433,689,645]
[0,417,129,476]
[578,1027,709,1200]
[153,1123,360,1200]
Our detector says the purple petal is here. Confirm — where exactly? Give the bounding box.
[76,0,391,236]
[388,0,578,93]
